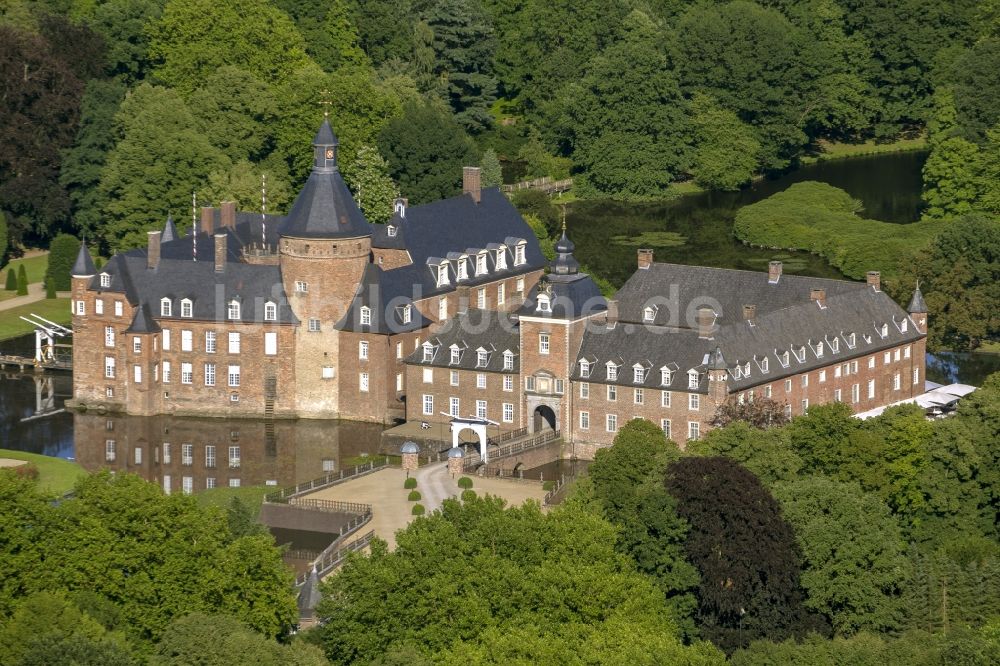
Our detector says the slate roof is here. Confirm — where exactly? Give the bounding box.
[279,166,372,239]
[571,265,925,393]
[314,118,337,145]
[125,302,160,333]
[370,209,408,250]
[91,252,297,324]
[517,273,607,320]
[335,263,432,334]
[907,284,927,313]
[72,242,97,277]
[161,216,179,243]
[405,309,520,373]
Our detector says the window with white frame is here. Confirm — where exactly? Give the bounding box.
[437,263,449,287]
[607,385,617,401]
[760,357,768,373]
[687,370,698,389]
[477,288,486,309]
[264,332,277,356]
[180,299,192,318]
[228,365,240,387]
[606,414,618,432]
[852,383,860,403]
[450,346,461,364]
[580,382,589,399]
[802,398,809,413]
[359,341,369,360]
[438,298,447,320]
[100,273,111,287]
[402,305,412,324]
[228,478,241,488]
[422,367,433,384]
[264,301,276,321]
[661,390,671,407]
[205,445,216,468]
[396,342,403,359]
[503,351,514,370]
[894,348,901,362]
[104,356,116,378]
[785,378,792,392]
[477,373,486,389]
[580,411,590,430]
[868,357,875,369]
[516,277,524,293]
[503,375,513,391]
[555,379,564,394]
[904,345,911,359]
[633,366,645,383]
[476,400,487,419]
[689,394,700,410]
[132,336,142,354]
[834,388,842,402]
[514,242,526,265]
[295,281,308,293]
[359,372,369,392]
[227,300,240,320]
[105,439,116,462]
[868,378,875,399]
[525,376,535,391]
[162,361,171,383]
[228,445,241,467]
[661,419,671,439]
[114,301,123,317]
[607,363,618,381]
[539,333,549,355]
[643,306,656,322]
[228,332,240,354]
[893,372,901,390]
[457,258,468,280]
[422,343,435,362]
[476,253,487,275]
[503,403,514,422]
[445,370,456,386]
[181,363,193,384]
[449,396,460,417]
[913,367,919,385]
[688,422,700,441]
[95,299,103,315]
[133,364,142,384]
[396,373,403,391]
[660,367,672,385]
[634,388,644,404]
[580,360,591,378]
[204,363,216,386]
[884,351,891,364]
[497,283,505,305]
[105,326,115,347]
[422,394,433,415]
[802,374,809,388]
[496,247,507,270]
[181,330,192,351]
[359,306,371,326]
[851,360,858,373]
[204,330,216,353]
[880,323,888,338]
[161,298,171,316]
[74,299,85,315]
[477,350,488,367]
[308,318,321,332]
[765,385,772,398]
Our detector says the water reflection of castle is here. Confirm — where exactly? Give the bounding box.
[73,413,385,494]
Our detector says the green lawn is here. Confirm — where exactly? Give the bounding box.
[0,449,87,495]
[803,136,928,163]
[0,298,72,341]
[196,484,271,516]
[2,253,49,285]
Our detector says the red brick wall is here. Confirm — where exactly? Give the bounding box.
[404,364,522,432]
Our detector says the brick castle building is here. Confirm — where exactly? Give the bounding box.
[70,119,928,457]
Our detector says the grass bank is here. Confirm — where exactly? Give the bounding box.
[803,136,927,164]
[196,484,271,516]
[734,181,946,281]
[0,297,71,342]
[0,449,87,495]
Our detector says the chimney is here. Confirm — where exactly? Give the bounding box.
[866,271,881,291]
[147,230,161,270]
[742,304,756,322]
[606,299,618,326]
[200,206,215,234]
[768,260,782,284]
[637,249,654,270]
[463,166,482,204]
[214,233,227,273]
[221,201,236,229]
[696,306,716,339]
[810,287,826,307]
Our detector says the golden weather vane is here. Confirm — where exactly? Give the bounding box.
[317,90,333,118]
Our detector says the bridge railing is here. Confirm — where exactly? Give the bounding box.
[265,456,390,502]
[296,528,376,586]
[283,498,372,516]
[463,429,560,470]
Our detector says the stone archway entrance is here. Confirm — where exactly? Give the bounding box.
[533,405,557,432]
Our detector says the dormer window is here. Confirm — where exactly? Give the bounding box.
[476,252,487,276]
[880,323,888,338]
[450,346,461,365]
[900,318,908,333]
[476,349,488,367]
[831,337,839,353]
[606,362,618,381]
[496,246,507,270]
[779,350,790,367]
[387,225,397,237]
[743,362,751,377]
[437,262,450,287]
[264,301,277,321]
[846,332,856,348]
[660,367,672,385]
[514,242,526,266]
[227,300,241,320]
[793,346,806,362]
[360,306,371,326]
[633,365,646,384]
[401,305,412,324]
[100,273,111,288]
[687,370,699,389]
[503,350,514,371]
[457,258,468,281]
[537,293,551,312]
[422,342,436,362]
[180,298,193,318]
[760,357,768,373]
[160,298,172,317]
[733,365,743,380]
[815,341,824,358]
[580,360,591,378]
[643,306,656,322]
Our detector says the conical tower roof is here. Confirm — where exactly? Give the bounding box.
[907,283,927,313]
[162,215,179,243]
[708,345,727,370]
[125,302,160,333]
[72,241,97,277]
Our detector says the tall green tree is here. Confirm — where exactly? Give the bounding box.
[665,456,824,650]
[774,477,909,635]
[344,144,399,224]
[203,160,292,215]
[44,233,81,292]
[85,0,164,84]
[0,210,7,264]
[922,136,982,218]
[479,148,502,188]
[378,100,476,204]
[691,422,803,486]
[421,0,497,132]
[188,67,280,163]
[689,94,760,190]
[314,0,370,72]
[149,0,310,95]
[152,613,326,665]
[97,84,228,250]
[947,37,1000,144]
[349,0,414,67]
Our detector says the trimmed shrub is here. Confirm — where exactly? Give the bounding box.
[16,264,27,295]
[45,234,81,291]
[542,480,556,492]
[411,503,425,516]
[4,268,15,290]
[403,477,417,489]
[407,490,421,501]
[461,490,477,501]
[457,476,473,490]
[45,277,56,299]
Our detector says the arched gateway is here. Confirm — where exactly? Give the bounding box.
[449,415,497,463]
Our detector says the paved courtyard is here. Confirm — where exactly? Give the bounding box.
[303,463,546,549]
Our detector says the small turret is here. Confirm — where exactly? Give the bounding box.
[72,241,97,278]
[907,282,927,334]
